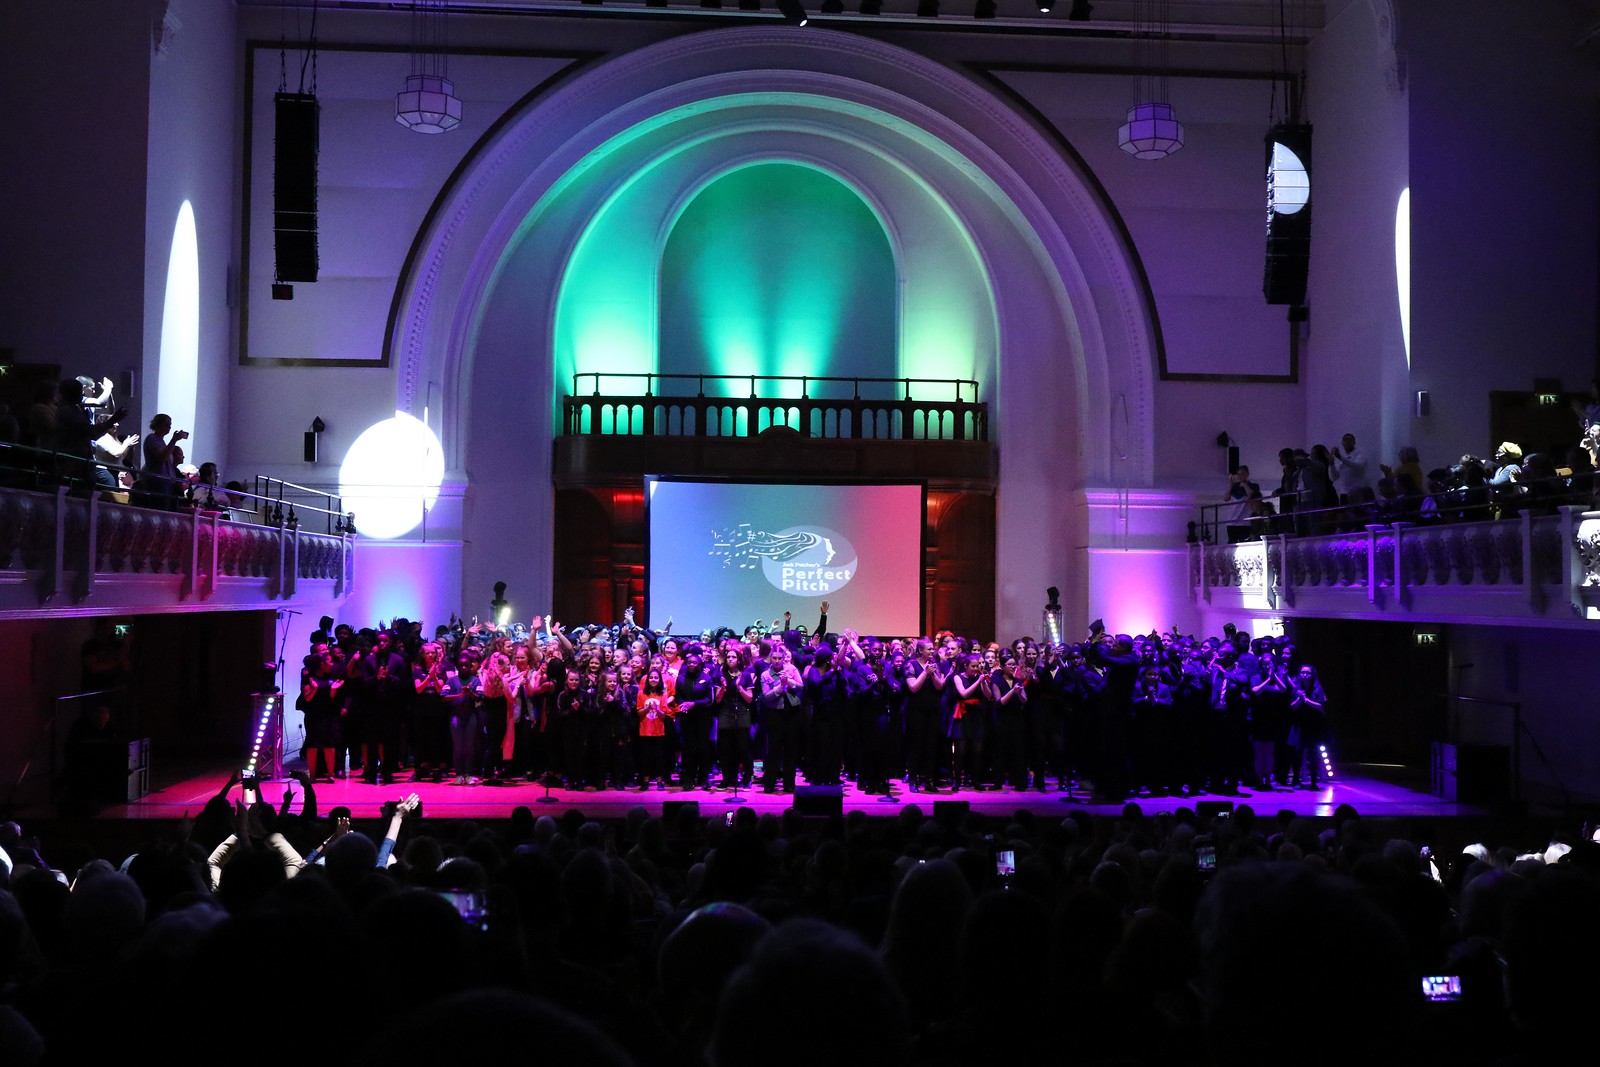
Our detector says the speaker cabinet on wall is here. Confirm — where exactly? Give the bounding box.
[1263,123,1312,306]
[273,92,319,284]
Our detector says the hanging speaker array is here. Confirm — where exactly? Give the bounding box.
[273,92,320,285]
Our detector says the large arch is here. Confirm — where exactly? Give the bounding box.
[387,27,1158,635]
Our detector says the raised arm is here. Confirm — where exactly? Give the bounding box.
[376,793,420,868]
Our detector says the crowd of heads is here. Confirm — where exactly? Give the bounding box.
[2,788,1599,1065]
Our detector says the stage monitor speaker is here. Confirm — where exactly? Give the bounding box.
[1432,743,1509,804]
[933,799,970,821]
[273,92,319,283]
[662,800,701,821]
[794,784,843,817]
[1195,800,1235,822]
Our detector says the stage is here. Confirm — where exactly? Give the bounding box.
[95,762,1482,822]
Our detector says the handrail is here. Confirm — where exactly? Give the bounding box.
[252,474,352,535]
[0,480,356,608]
[1197,475,1592,544]
[572,371,981,402]
[0,439,355,534]
[1189,507,1600,620]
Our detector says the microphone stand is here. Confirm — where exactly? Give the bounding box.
[536,769,561,805]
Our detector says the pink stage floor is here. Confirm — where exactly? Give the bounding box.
[100,762,1482,822]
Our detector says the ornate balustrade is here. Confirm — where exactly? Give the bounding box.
[1190,507,1600,625]
[563,372,987,442]
[0,484,355,617]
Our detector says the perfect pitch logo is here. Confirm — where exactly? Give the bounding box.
[710,523,858,596]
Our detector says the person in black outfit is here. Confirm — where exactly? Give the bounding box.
[674,648,717,790]
[902,639,947,792]
[717,646,755,790]
[757,646,804,792]
[1085,634,1139,802]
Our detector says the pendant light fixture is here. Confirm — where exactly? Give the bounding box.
[395,1,462,134]
[1118,0,1184,159]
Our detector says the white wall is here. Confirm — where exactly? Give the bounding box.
[999,67,1314,487]
[143,0,238,471]
[1401,0,1600,468]
[1305,0,1410,470]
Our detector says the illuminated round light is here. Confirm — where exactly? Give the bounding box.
[1269,142,1309,215]
[338,412,445,539]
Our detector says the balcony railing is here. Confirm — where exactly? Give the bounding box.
[564,372,988,442]
[1189,507,1600,623]
[0,483,355,614]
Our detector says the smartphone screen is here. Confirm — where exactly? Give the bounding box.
[995,849,1016,877]
[1421,975,1461,1002]
[1196,846,1217,872]
[436,889,489,930]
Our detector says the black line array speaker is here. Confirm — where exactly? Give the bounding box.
[274,92,319,284]
[1263,123,1312,306]
[794,784,843,817]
